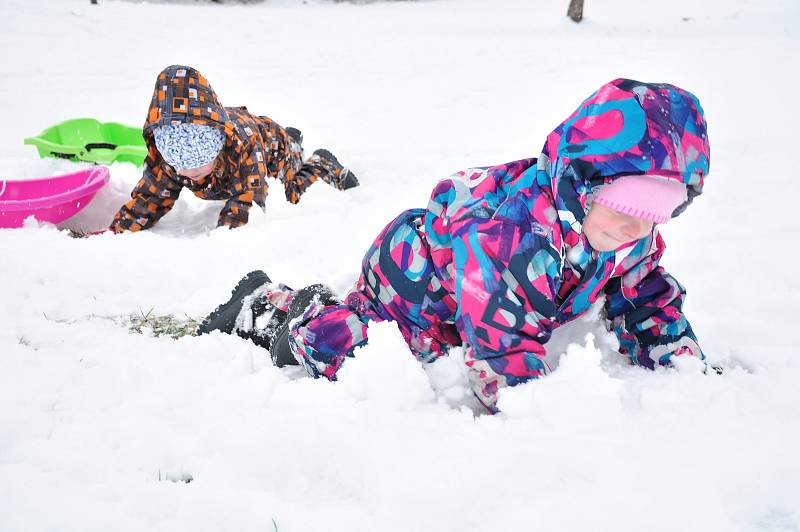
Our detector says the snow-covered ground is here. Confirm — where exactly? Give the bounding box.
[1,0,799,530]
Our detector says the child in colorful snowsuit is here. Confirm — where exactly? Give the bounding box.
[199,78,710,412]
[110,65,358,233]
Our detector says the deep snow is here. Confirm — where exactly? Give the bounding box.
[1,0,799,531]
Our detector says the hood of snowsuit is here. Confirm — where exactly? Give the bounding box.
[142,65,243,152]
[539,78,710,247]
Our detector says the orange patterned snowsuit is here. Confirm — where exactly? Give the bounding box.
[111,65,345,232]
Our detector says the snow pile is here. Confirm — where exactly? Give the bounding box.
[1,0,799,530]
[337,322,436,408]
[498,334,627,425]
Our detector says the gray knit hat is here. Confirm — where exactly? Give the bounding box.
[153,123,225,170]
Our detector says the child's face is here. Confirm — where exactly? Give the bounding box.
[583,203,654,251]
[177,161,216,181]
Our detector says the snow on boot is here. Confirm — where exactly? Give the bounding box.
[197,270,271,336]
[312,148,360,191]
[242,292,289,352]
[269,284,340,368]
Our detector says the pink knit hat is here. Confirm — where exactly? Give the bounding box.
[591,175,688,223]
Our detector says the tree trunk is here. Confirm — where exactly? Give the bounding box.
[567,0,584,23]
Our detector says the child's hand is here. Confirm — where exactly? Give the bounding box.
[648,336,702,365]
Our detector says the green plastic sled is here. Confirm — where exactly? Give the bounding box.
[25,118,147,166]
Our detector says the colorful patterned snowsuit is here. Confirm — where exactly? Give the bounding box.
[264,79,710,411]
[110,65,347,232]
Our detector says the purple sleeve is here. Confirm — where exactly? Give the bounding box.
[604,234,703,369]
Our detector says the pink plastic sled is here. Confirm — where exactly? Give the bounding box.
[0,166,110,228]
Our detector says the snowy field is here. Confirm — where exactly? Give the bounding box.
[2,0,800,530]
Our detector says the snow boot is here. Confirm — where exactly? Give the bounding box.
[269,284,340,368]
[312,148,360,191]
[240,293,289,352]
[285,126,303,145]
[197,270,271,336]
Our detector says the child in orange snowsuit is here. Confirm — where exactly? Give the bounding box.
[110,65,358,233]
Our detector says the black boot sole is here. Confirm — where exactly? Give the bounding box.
[286,127,303,145]
[197,270,271,336]
[339,170,360,190]
[311,148,339,165]
[311,149,360,191]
